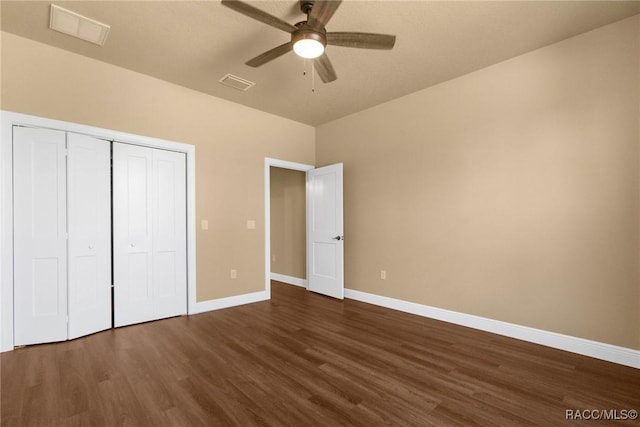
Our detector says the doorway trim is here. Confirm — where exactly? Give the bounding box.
[264,158,314,298]
[1,110,197,352]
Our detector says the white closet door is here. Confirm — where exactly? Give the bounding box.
[113,143,154,327]
[113,143,186,327]
[13,127,68,345]
[152,149,187,319]
[67,133,111,339]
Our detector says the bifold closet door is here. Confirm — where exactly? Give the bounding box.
[13,128,111,346]
[113,143,187,327]
[67,133,112,340]
[13,127,68,345]
[152,148,187,320]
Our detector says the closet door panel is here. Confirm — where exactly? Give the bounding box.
[114,143,187,327]
[153,149,187,318]
[113,143,154,327]
[13,127,68,345]
[67,133,111,339]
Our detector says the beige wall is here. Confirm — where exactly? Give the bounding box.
[316,16,640,349]
[1,32,315,301]
[3,15,640,351]
[270,167,306,279]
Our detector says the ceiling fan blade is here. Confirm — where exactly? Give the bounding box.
[314,53,337,83]
[221,0,297,33]
[246,42,293,67]
[307,0,342,29]
[327,32,396,50]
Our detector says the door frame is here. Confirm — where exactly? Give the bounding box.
[264,158,314,297]
[0,110,197,352]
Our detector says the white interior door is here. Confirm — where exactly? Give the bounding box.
[152,148,187,318]
[307,163,344,299]
[67,133,111,339]
[113,143,187,327]
[13,127,68,345]
[113,143,154,326]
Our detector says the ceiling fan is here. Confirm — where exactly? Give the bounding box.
[220,0,396,83]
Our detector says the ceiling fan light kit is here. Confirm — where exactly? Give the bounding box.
[221,0,396,84]
[292,24,326,59]
[293,39,324,58]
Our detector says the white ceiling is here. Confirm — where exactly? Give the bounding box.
[2,1,640,126]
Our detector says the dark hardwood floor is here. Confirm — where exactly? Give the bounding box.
[2,281,639,426]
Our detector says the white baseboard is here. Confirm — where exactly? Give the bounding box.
[189,290,269,315]
[345,288,640,369]
[270,273,307,288]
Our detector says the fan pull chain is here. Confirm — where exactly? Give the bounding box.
[303,58,307,76]
[311,61,315,93]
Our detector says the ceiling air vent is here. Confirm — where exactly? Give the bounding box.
[219,74,255,92]
[49,4,110,46]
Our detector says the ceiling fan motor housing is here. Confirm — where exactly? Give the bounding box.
[292,22,327,47]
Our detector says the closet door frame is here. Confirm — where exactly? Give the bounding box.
[0,111,197,352]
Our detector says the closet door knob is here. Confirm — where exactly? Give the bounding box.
[130,243,136,247]
[88,245,94,249]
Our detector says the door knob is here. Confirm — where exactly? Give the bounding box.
[88,245,94,249]
[332,235,344,241]
[130,243,136,247]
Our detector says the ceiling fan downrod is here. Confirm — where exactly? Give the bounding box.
[300,1,314,16]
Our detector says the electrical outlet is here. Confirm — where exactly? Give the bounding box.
[231,269,237,279]
[380,270,386,280]
[272,254,276,262]
[201,219,208,230]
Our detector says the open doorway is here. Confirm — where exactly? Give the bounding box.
[264,158,314,297]
[264,158,344,299]
[269,167,307,287]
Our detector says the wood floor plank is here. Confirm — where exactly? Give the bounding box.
[2,281,639,426]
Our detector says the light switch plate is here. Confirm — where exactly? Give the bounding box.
[202,219,208,230]
[247,220,256,229]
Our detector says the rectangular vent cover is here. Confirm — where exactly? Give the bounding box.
[219,74,255,92]
[50,4,110,46]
